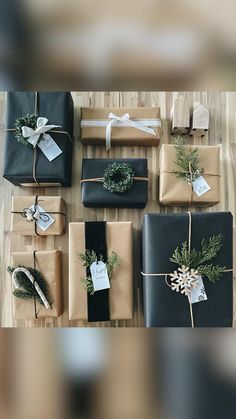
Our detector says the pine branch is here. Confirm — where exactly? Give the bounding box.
[197,264,225,283]
[173,136,202,182]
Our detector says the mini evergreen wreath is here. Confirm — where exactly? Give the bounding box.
[7,265,52,305]
[14,114,38,147]
[173,136,203,183]
[78,250,120,295]
[103,162,135,193]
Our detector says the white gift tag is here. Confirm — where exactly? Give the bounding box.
[192,176,211,197]
[38,135,62,162]
[191,276,208,304]
[90,261,110,292]
[29,204,55,232]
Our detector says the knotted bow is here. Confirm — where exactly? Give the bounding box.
[22,206,50,223]
[106,112,156,151]
[21,117,61,148]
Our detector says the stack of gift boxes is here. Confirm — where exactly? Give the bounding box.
[3,92,233,326]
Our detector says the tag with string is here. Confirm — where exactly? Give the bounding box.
[90,261,110,292]
[29,204,55,231]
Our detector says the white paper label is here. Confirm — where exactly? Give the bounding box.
[38,135,62,162]
[29,204,55,232]
[191,276,208,304]
[90,261,110,292]
[192,176,211,197]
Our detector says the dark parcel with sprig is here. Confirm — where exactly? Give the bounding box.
[142,212,233,327]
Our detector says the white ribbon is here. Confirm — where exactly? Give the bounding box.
[21,117,61,148]
[105,112,157,151]
[12,267,50,309]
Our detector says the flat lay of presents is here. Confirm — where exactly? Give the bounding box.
[1,91,234,327]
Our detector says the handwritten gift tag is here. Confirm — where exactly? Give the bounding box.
[191,276,208,304]
[192,176,211,197]
[38,135,62,162]
[29,204,55,232]
[90,261,110,292]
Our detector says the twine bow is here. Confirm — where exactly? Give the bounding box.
[21,117,61,148]
[21,206,50,223]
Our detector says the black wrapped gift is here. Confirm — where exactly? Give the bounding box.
[81,158,148,208]
[142,212,233,327]
[3,92,74,186]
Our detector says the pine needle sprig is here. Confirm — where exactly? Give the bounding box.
[173,136,202,182]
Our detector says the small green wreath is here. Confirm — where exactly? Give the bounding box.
[14,113,38,147]
[103,162,135,193]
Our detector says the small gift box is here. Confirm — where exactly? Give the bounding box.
[159,143,220,206]
[142,212,233,327]
[81,158,148,208]
[3,92,74,187]
[80,107,161,150]
[11,195,66,236]
[69,221,133,322]
[9,250,63,320]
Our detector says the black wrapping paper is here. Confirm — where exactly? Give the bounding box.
[81,158,148,208]
[3,92,74,186]
[142,212,233,327]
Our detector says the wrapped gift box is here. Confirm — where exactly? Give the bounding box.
[69,221,133,322]
[159,144,220,206]
[3,92,74,186]
[80,107,161,147]
[11,250,63,320]
[81,158,148,208]
[142,212,233,327]
[11,195,66,236]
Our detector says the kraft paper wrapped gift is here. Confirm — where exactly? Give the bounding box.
[159,144,220,206]
[11,250,63,320]
[80,107,161,148]
[69,221,133,322]
[3,92,74,187]
[11,196,66,236]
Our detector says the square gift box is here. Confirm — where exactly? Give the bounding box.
[142,212,233,327]
[69,221,133,322]
[81,158,148,208]
[3,92,74,186]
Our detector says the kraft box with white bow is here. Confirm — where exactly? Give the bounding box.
[80,107,161,150]
[3,92,74,187]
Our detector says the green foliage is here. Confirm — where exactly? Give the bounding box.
[14,114,38,147]
[78,250,120,294]
[173,136,202,183]
[170,234,225,283]
[7,265,51,305]
[103,162,135,193]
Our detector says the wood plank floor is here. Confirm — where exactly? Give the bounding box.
[0,92,235,327]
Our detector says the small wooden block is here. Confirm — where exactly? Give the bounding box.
[171,96,190,135]
[190,103,209,136]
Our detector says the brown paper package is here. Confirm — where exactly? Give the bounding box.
[11,196,66,235]
[11,250,63,320]
[159,144,220,206]
[80,107,161,146]
[69,222,133,321]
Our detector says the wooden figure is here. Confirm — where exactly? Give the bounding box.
[190,102,209,137]
[171,95,190,135]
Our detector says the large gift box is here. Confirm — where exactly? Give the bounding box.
[80,107,161,149]
[81,158,148,208]
[159,144,220,205]
[69,221,133,322]
[10,250,63,320]
[11,195,66,236]
[142,212,233,327]
[3,92,74,186]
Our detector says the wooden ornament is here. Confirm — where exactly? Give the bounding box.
[190,102,209,137]
[171,96,190,135]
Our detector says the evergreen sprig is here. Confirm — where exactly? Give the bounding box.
[170,234,225,283]
[103,162,135,193]
[78,250,120,294]
[14,114,38,147]
[8,265,52,305]
[173,136,202,182]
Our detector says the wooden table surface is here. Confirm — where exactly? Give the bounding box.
[0,92,235,327]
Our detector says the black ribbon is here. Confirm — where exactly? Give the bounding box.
[85,221,110,322]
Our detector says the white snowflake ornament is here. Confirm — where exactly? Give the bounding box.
[169,265,199,297]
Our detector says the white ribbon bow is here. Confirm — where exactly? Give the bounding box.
[12,267,50,309]
[106,112,157,151]
[21,117,61,148]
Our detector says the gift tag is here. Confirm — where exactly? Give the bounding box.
[29,204,55,231]
[192,176,211,197]
[191,276,208,304]
[90,261,110,292]
[38,134,62,162]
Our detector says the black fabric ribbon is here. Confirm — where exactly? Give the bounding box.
[85,221,110,322]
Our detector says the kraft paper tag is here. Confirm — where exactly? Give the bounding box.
[191,276,208,304]
[29,204,55,231]
[38,136,62,161]
[90,261,110,292]
[192,176,211,197]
